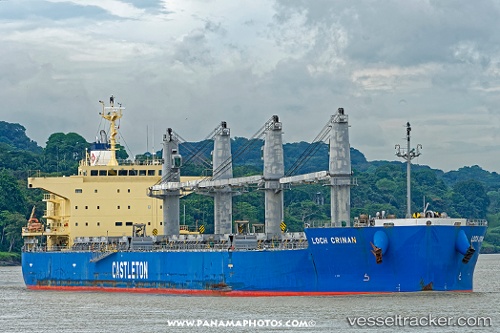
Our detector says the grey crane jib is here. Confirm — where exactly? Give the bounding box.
[148,108,354,235]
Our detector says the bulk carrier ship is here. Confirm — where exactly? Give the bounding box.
[21,97,487,295]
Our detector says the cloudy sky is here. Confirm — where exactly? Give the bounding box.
[1,0,500,172]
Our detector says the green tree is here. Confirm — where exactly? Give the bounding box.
[376,178,398,193]
[0,170,26,213]
[115,144,129,160]
[180,194,214,232]
[233,165,261,177]
[0,121,42,152]
[44,132,89,174]
[453,179,489,218]
[487,190,500,214]
[286,200,328,230]
[1,211,26,252]
[233,201,260,223]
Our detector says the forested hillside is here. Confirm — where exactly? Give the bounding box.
[0,122,499,254]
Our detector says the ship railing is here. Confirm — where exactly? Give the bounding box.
[154,243,228,251]
[307,220,335,228]
[22,245,47,252]
[43,193,56,201]
[24,240,309,253]
[36,245,71,252]
[28,170,67,178]
[466,219,488,226]
[71,243,128,252]
[27,170,42,178]
[266,240,304,250]
[118,158,164,166]
[151,241,308,252]
[44,209,57,217]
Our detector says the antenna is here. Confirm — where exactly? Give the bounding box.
[395,122,422,218]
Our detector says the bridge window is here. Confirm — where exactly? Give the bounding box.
[90,170,98,176]
[139,170,146,176]
[99,170,107,176]
[129,170,137,176]
[148,170,155,176]
[118,170,127,176]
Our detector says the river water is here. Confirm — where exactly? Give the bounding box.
[0,254,498,332]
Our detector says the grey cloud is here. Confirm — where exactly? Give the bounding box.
[0,44,39,85]
[0,1,112,21]
[121,0,164,12]
[204,20,226,36]
[273,0,500,67]
[173,30,214,67]
[2,0,500,172]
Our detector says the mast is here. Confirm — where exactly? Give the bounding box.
[99,95,123,166]
[329,108,352,227]
[162,128,181,236]
[263,115,284,236]
[212,121,233,235]
[395,122,422,218]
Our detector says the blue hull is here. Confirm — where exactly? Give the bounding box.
[22,225,487,295]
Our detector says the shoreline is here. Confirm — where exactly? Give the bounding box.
[0,252,21,266]
[0,261,21,266]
